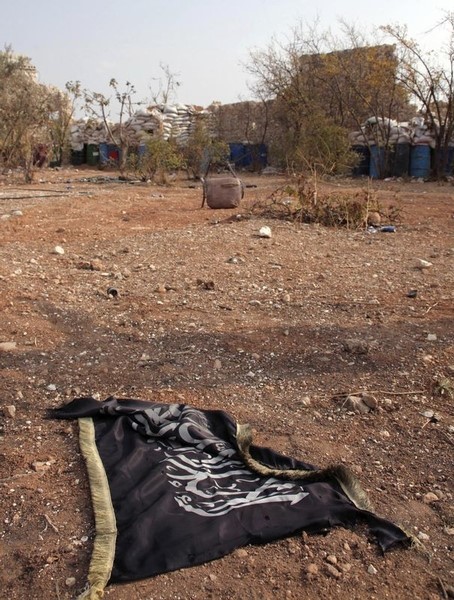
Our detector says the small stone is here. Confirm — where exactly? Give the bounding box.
[65,577,76,588]
[421,410,435,419]
[90,259,104,271]
[32,461,51,473]
[380,429,390,438]
[344,395,370,414]
[0,342,17,352]
[427,334,437,341]
[416,258,432,269]
[367,564,378,575]
[282,293,291,303]
[5,405,16,418]
[235,548,248,558]
[417,531,429,541]
[361,393,378,409]
[423,492,439,504]
[326,564,342,579]
[155,284,167,294]
[213,359,222,370]
[209,573,218,582]
[444,527,454,536]
[343,339,370,355]
[326,555,338,565]
[46,384,57,392]
[246,371,255,378]
[258,226,272,238]
[306,563,319,578]
[340,563,352,573]
[53,246,65,255]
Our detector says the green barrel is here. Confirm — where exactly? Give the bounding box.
[86,144,100,166]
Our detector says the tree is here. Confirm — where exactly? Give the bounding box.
[0,47,57,181]
[182,120,229,179]
[130,138,184,184]
[246,22,410,175]
[382,14,454,178]
[83,79,143,174]
[48,81,81,166]
[149,63,181,105]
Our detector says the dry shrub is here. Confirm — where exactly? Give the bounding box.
[252,174,400,229]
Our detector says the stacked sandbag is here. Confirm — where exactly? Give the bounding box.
[348,129,368,146]
[69,119,110,149]
[69,104,216,150]
[388,123,412,144]
[149,103,213,145]
[410,116,436,148]
[361,116,398,146]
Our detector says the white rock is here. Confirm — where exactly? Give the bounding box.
[53,245,65,255]
[427,333,437,341]
[258,226,272,238]
[5,405,16,418]
[367,564,378,575]
[416,259,432,269]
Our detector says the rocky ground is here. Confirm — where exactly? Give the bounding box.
[0,167,453,600]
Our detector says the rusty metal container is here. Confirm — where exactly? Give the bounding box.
[202,175,244,209]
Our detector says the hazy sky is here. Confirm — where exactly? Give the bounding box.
[2,0,453,110]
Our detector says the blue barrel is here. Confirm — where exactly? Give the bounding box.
[229,143,246,168]
[410,145,431,178]
[257,143,268,168]
[369,145,385,179]
[392,143,410,177]
[434,146,454,175]
[352,145,370,176]
[138,144,147,157]
[241,144,253,168]
[445,146,454,175]
[99,143,109,165]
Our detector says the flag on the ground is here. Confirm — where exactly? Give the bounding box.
[52,397,410,598]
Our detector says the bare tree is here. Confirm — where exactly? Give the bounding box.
[382,14,454,177]
[83,79,143,174]
[149,63,181,105]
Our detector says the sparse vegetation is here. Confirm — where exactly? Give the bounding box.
[128,138,184,184]
[251,173,400,229]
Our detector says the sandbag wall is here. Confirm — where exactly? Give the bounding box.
[350,116,454,179]
[69,104,214,166]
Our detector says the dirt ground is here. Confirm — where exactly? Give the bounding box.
[0,167,453,600]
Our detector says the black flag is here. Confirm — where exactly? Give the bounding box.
[52,397,410,598]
